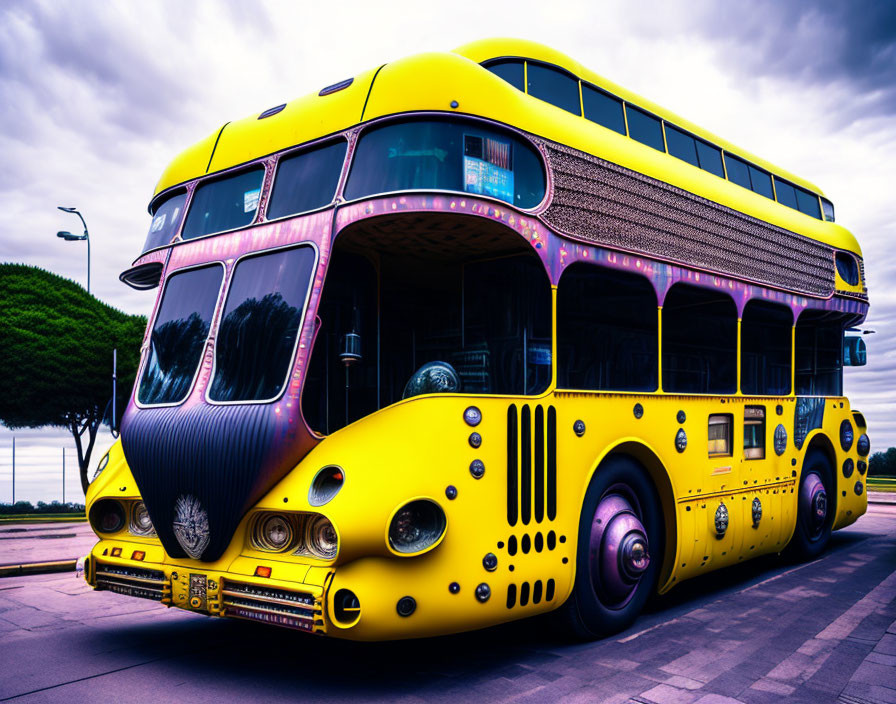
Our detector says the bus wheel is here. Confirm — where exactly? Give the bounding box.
[558,455,663,639]
[788,449,833,561]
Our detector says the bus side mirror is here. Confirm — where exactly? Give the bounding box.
[844,336,867,366]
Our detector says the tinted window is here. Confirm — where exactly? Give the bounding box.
[741,301,792,395]
[558,264,658,391]
[582,84,626,135]
[268,141,346,219]
[143,191,187,253]
[774,178,798,209]
[795,311,843,395]
[526,62,581,115]
[662,284,737,394]
[138,265,222,405]
[796,187,821,219]
[626,106,664,152]
[209,246,316,402]
[725,154,751,190]
[748,165,774,199]
[835,252,859,286]
[484,59,525,91]
[696,140,725,177]
[345,118,546,209]
[183,167,265,240]
[821,198,835,222]
[665,125,698,167]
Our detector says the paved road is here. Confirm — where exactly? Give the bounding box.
[0,505,894,704]
[0,522,95,566]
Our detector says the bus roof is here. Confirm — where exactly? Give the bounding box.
[453,38,824,196]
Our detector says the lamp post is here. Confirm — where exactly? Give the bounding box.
[56,206,90,293]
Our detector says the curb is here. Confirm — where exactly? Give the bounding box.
[0,560,76,578]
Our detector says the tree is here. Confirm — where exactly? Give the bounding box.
[868,447,896,477]
[0,264,146,493]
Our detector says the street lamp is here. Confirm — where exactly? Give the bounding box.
[56,206,90,293]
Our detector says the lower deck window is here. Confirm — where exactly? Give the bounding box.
[302,215,551,434]
[795,311,845,396]
[743,406,766,459]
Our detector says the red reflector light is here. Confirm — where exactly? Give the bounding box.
[131,551,145,561]
[111,547,122,557]
[255,565,272,578]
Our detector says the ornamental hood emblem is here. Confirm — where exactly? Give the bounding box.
[172,495,210,559]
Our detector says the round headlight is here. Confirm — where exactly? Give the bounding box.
[840,420,854,452]
[255,514,294,552]
[306,515,338,559]
[388,500,447,554]
[856,433,870,457]
[309,465,344,507]
[129,501,155,536]
[89,499,125,535]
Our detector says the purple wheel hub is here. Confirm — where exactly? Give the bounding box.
[800,472,827,539]
[589,491,650,607]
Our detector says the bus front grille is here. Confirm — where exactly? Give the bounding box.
[507,403,557,527]
[221,580,317,632]
[95,563,169,602]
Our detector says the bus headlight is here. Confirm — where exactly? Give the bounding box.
[840,420,854,451]
[89,499,125,535]
[306,515,338,559]
[254,514,295,552]
[856,434,870,457]
[388,500,446,555]
[129,501,156,537]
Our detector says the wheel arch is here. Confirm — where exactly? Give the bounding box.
[586,439,678,594]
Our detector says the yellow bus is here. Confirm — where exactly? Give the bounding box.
[83,38,872,640]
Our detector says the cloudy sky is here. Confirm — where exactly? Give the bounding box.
[1,0,894,502]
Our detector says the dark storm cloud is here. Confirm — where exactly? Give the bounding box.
[696,1,896,119]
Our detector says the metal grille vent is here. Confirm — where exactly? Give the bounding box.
[507,404,557,527]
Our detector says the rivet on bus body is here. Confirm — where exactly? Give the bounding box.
[776,404,783,416]
[470,459,485,479]
[482,553,498,571]
[449,582,460,594]
[445,485,458,500]
[675,429,687,453]
[396,596,416,617]
[469,432,482,448]
[633,403,644,419]
[573,420,586,437]
[464,406,482,426]
[450,100,459,109]
[475,583,491,602]
[677,410,686,424]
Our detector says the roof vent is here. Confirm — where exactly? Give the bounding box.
[258,104,286,120]
[319,78,353,96]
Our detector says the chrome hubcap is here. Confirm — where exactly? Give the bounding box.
[589,492,650,607]
[800,472,827,539]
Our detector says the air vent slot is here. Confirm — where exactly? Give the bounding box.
[507,403,557,526]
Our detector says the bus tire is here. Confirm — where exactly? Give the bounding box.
[787,449,834,561]
[557,454,664,639]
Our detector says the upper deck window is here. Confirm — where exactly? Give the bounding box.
[821,198,835,222]
[268,140,346,220]
[142,190,187,253]
[724,154,752,191]
[483,59,525,92]
[626,107,664,152]
[695,140,725,177]
[796,187,822,219]
[344,118,546,209]
[526,62,581,116]
[582,84,626,135]
[182,167,265,240]
[665,124,699,167]
[748,164,774,199]
[137,265,223,406]
[774,178,799,209]
[209,246,316,403]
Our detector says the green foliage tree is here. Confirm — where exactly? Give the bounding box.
[868,447,896,477]
[0,264,146,494]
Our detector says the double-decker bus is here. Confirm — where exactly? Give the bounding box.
[83,38,872,640]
